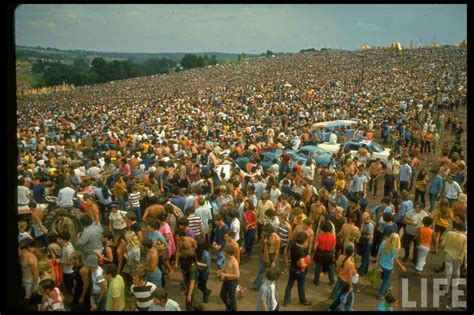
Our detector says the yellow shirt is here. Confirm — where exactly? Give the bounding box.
[106,275,125,311]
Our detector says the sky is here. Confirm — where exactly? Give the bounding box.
[15,4,467,54]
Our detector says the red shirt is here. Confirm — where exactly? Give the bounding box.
[315,232,336,251]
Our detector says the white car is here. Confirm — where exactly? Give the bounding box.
[319,140,392,163]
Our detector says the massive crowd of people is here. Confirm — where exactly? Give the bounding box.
[16,46,467,311]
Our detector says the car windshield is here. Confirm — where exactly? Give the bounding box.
[369,142,383,152]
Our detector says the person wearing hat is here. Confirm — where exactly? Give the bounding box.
[83,255,107,311]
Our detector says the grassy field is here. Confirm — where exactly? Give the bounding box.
[16,60,41,89]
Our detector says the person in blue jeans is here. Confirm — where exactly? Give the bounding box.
[329,246,355,311]
[218,245,240,311]
[213,214,229,270]
[283,232,312,307]
[427,170,443,212]
[251,224,280,290]
[358,212,374,275]
[375,233,407,299]
[196,239,212,303]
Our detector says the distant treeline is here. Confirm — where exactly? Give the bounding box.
[29,53,218,87]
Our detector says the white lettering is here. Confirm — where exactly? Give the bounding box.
[402,278,417,308]
[451,278,466,309]
[420,278,427,308]
[432,278,448,307]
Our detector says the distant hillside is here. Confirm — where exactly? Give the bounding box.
[16,45,258,63]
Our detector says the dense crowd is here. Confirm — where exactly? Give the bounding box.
[17,47,467,311]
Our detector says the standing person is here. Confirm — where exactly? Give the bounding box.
[394,190,412,233]
[138,239,163,289]
[256,268,281,311]
[103,263,126,311]
[383,168,396,198]
[312,221,336,286]
[148,288,181,311]
[57,231,75,296]
[108,203,128,238]
[402,203,428,263]
[212,214,230,270]
[195,196,213,243]
[432,199,453,253]
[196,239,212,303]
[183,253,201,311]
[85,255,107,311]
[413,216,434,275]
[70,251,92,311]
[443,175,462,206]
[368,159,383,199]
[413,169,429,207]
[376,233,407,299]
[441,222,467,301]
[257,191,275,242]
[250,224,280,290]
[218,245,241,311]
[277,212,292,272]
[399,160,412,192]
[130,268,157,311]
[329,246,356,311]
[358,212,374,276]
[157,213,176,275]
[283,232,312,307]
[19,239,40,307]
[242,202,258,259]
[77,214,103,258]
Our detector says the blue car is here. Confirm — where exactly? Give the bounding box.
[291,145,333,167]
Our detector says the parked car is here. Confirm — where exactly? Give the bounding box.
[319,140,392,163]
[291,145,333,167]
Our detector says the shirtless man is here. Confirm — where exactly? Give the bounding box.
[224,231,240,265]
[83,194,100,226]
[174,228,197,274]
[20,238,40,305]
[338,213,361,253]
[29,201,48,248]
[368,158,384,199]
[142,197,165,222]
[292,218,315,256]
[217,245,240,311]
[310,198,326,231]
[250,224,280,290]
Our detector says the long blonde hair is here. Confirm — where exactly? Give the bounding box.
[124,231,141,250]
[384,233,401,254]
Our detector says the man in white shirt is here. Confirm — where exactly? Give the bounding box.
[444,175,463,206]
[57,181,76,208]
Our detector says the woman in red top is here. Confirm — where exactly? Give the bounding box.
[312,221,336,285]
[242,200,258,259]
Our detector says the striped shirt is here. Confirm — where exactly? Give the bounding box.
[129,192,141,208]
[278,223,290,247]
[187,214,203,237]
[130,281,157,311]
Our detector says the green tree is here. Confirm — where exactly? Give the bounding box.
[91,57,107,82]
[31,59,45,74]
[181,54,199,69]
